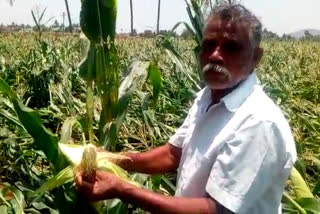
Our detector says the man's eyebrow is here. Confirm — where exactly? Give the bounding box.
[203,30,220,38]
[224,38,241,44]
[202,35,240,45]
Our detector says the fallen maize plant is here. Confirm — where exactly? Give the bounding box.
[0,0,161,213]
[0,0,320,214]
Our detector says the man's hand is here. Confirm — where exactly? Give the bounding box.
[75,170,123,201]
[75,169,217,214]
[98,144,182,174]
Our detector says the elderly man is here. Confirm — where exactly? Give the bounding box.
[76,3,296,214]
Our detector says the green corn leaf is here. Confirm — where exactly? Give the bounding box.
[0,77,67,171]
[172,21,196,39]
[32,166,74,196]
[86,83,95,145]
[161,176,176,195]
[0,108,25,131]
[306,155,320,171]
[79,44,97,81]
[118,61,149,99]
[100,61,150,149]
[312,179,320,196]
[100,0,118,41]
[10,187,25,214]
[157,36,184,60]
[296,198,320,214]
[282,191,306,214]
[38,7,47,25]
[185,0,202,44]
[0,184,25,214]
[157,36,200,89]
[295,160,307,180]
[31,10,40,30]
[95,45,107,94]
[104,199,128,214]
[59,143,84,166]
[60,117,79,145]
[0,206,8,213]
[0,77,17,100]
[80,0,117,42]
[190,0,204,38]
[131,173,149,185]
[80,0,101,42]
[165,48,200,89]
[290,167,314,199]
[29,202,59,214]
[97,46,120,147]
[0,186,11,207]
[102,122,118,151]
[147,62,162,102]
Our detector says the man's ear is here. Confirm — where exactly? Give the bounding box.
[253,47,263,66]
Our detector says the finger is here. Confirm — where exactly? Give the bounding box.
[75,171,82,183]
[96,147,105,152]
[75,170,85,188]
[79,180,94,197]
[75,172,94,195]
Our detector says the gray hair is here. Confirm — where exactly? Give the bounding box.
[205,3,262,47]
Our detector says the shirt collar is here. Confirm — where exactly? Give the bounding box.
[221,72,258,112]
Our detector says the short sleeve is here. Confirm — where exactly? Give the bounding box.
[168,110,192,148]
[206,118,292,213]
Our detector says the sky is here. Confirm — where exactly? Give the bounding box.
[0,0,319,35]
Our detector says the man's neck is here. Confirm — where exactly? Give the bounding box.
[208,82,242,110]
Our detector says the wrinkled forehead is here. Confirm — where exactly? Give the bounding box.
[204,16,252,44]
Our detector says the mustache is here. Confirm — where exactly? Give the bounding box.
[202,63,231,79]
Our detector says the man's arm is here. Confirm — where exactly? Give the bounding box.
[120,180,217,214]
[117,143,182,174]
[76,170,217,214]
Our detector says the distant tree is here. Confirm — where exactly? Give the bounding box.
[304,30,312,39]
[159,30,177,37]
[141,30,154,37]
[53,20,60,28]
[262,28,279,39]
[281,34,293,40]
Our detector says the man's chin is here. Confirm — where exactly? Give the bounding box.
[205,76,239,90]
[205,82,230,90]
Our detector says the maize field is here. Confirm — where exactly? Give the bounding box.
[0,18,320,214]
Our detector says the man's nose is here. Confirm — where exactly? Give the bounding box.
[208,46,223,65]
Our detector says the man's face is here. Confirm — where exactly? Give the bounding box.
[199,16,263,90]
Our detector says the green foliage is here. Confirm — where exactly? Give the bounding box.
[0,183,25,214]
[0,78,67,172]
[0,29,320,213]
[80,0,117,42]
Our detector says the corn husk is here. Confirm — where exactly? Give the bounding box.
[32,143,138,197]
[289,167,313,199]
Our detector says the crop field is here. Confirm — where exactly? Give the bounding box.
[0,32,319,213]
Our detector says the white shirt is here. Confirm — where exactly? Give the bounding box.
[169,72,297,214]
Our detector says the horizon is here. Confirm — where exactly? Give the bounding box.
[0,0,320,36]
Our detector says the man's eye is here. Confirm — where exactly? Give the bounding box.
[202,41,217,51]
[223,42,242,53]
